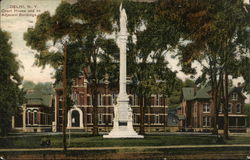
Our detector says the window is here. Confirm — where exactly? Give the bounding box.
[98,114,102,124]
[40,113,45,124]
[80,94,84,105]
[87,95,92,105]
[151,96,155,106]
[134,95,138,106]
[203,116,211,127]
[228,103,232,113]
[160,97,165,106]
[154,115,160,124]
[108,96,112,106]
[98,94,102,106]
[45,114,48,125]
[129,96,133,105]
[75,94,79,105]
[219,105,223,113]
[59,98,63,108]
[203,104,210,113]
[232,93,238,101]
[156,95,159,106]
[33,111,38,124]
[236,104,241,113]
[26,110,30,125]
[133,114,140,124]
[29,111,33,125]
[102,96,106,106]
[87,114,92,123]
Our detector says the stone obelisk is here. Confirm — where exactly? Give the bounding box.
[103,4,143,138]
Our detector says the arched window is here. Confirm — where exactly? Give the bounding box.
[33,110,38,124]
[26,110,30,125]
[28,111,33,125]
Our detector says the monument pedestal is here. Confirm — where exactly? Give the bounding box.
[103,101,143,138]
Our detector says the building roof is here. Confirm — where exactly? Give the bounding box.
[26,91,52,107]
[182,86,211,101]
[182,88,195,100]
[194,86,211,99]
[54,83,63,90]
[182,85,246,101]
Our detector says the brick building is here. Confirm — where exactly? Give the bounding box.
[178,86,247,132]
[54,75,169,133]
[12,91,54,132]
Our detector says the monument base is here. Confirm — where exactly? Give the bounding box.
[103,125,144,138]
[103,104,143,139]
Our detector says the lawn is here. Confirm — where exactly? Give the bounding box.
[0,133,249,149]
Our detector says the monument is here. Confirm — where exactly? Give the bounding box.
[103,4,143,138]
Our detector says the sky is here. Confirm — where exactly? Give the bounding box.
[1,0,61,83]
[0,0,249,102]
[0,0,194,83]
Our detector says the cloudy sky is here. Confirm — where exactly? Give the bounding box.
[0,0,201,84]
[1,0,61,82]
[0,0,248,103]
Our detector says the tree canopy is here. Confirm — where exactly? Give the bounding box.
[0,30,24,136]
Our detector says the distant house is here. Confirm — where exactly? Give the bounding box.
[12,91,54,132]
[178,86,247,132]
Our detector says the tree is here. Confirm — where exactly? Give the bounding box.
[177,0,250,138]
[122,0,182,134]
[22,80,54,94]
[24,1,118,139]
[22,80,36,91]
[0,30,24,136]
[245,104,250,127]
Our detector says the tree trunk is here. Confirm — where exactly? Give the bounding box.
[62,43,68,151]
[215,71,223,135]
[223,71,229,139]
[92,82,99,136]
[209,56,219,135]
[139,95,145,135]
[212,86,218,135]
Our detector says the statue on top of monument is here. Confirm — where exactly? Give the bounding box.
[119,3,128,34]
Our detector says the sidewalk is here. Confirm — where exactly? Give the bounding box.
[1,144,250,152]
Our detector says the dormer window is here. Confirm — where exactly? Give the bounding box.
[232,93,238,101]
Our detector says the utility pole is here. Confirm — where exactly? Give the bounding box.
[62,42,68,151]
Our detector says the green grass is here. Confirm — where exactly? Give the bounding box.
[0,134,249,149]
